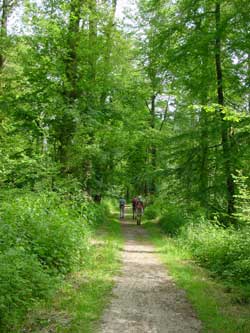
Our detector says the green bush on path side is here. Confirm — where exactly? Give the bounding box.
[0,190,108,332]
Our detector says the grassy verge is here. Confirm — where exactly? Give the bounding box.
[144,221,250,333]
[22,216,123,333]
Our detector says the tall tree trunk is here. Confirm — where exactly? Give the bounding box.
[199,46,210,211]
[87,0,97,111]
[248,53,250,113]
[199,106,209,209]
[150,94,157,194]
[58,0,82,165]
[100,0,117,107]
[215,2,235,221]
[0,0,8,69]
[65,0,81,99]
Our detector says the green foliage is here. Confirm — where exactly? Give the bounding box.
[144,204,158,219]
[159,206,187,236]
[0,248,53,332]
[135,0,250,222]
[179,222,250,284]
[234,171,250,226]
[21,216,122,333]
[0,189,108,331]
[0,192,89,273]
[1,0,250,329]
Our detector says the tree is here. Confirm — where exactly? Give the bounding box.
[135,0,250,222]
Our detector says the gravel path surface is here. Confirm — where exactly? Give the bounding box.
[99,219,202,333]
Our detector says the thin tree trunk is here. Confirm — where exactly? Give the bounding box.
[58,0,82,165]
[215,2,235,220]
[199,106,209,209]
[87,0,97,111]
[150,94,157,194]
[100,0,117,106]
[65,0,81,99]
[248,53,250,113]
[0,0,8,69]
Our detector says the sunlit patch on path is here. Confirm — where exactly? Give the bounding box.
[98,217,202,333]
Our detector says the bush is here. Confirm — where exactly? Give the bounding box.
[179,221,250,284]
[159,206,187,236]
[144,204,158,220]
[0,248,54,331]
[0,189,109,331]
[0,192,89,273]
[233,171,250,226]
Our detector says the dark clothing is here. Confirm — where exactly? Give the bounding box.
[132,197,138,207]
[132,197,138,219]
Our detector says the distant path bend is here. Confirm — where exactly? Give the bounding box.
[99,219,202,333]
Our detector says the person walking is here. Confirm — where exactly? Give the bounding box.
[132,196,138,220]
[119,197,126,219]
[135,196,144,225]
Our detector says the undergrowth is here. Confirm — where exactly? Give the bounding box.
[145,201,250,287]
[21,215,122,333]
[0,189,110,332]
[180,222,250,286]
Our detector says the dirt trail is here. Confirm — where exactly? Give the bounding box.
[99,218,202,333]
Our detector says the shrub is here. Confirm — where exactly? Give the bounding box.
[0,189,109,331]
[179,221,250,284]
[159,206,187,236]
[0,248,54,331]
[144,204,158,220]
[0,192,89,273]
[233,171,250,226]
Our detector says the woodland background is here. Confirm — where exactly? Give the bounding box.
[1,0,250,331]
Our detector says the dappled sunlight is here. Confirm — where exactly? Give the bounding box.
[2,0,250,330]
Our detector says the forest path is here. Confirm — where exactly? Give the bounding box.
[98,211,202,333]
